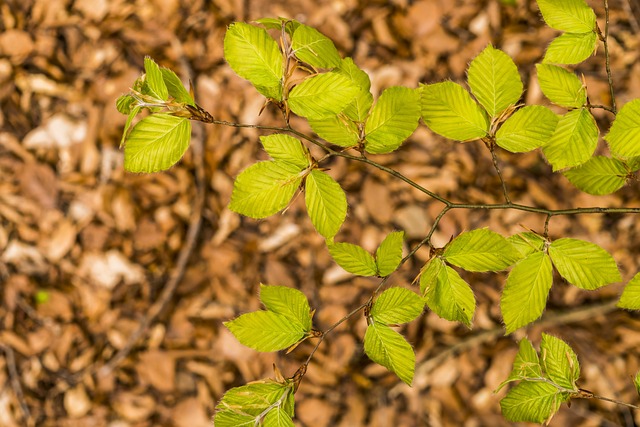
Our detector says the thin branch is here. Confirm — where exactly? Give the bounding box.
[599,0,617,114]
[588,104,616,114]
[489,144,511,204]
[589,393,640,410]
[0,344,34,427]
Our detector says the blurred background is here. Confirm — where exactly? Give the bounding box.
[2,0,640,425]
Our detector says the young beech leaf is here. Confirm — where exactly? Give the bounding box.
[328,242,378,276]
[495,105,559,153]
[467,44,523,117]
[229,161,303,219]
[304,170,347,239]
[420,81,489,141]
[214,380,294,427]
[542,108,598,171]
[635,371,640,396]
[224,311,307,352]
[535,64,586,108]
[308,116,360,148]
[123,113,191,173]
[339,58,373,122]
[548,238,621,290]
[370,287,424,325]
[288,72,360,120]
[500,381,569,424]
[263,407,295,427]
[120,105,141,148]
[375,231,404,277]
[259,285,312,331]
[508,232,547,258]
[160,68,195,106]
[497,339,543,390]
[260,134,310,170]
[564,156,628,195]
[540,333,580,390]
[223,22,284,100]
[442,228,520,272]
[536,0,596,33]
[255,17,300,35]
[364,322,415,385]
[364,86,420,154]
[421,259,476,327]
[291,24,341,69]
[501,252,553,333]
[617,272,640,310]
[143,56,169,101]
[627,156,640,172]
[543,31,598,65]
[116,94,135,114]
[605,99,640,158]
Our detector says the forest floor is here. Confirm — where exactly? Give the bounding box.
[2,0,640,426]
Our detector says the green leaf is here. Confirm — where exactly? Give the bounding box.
[224,311,306,352]
[370,287,424,325]
[305,170,347,239]
[540,333,580,390]
[123,113,191,173]
[328,242,378,276]
[288,72,359,120]
[116,94,135,114]
[508,232,547,258]
[634,371,640,396]
[229,161,303,219]
[548,238,621,290]
[507,339,544,382]
[338,58,373,122]
[263,408,295,427]
[536,0,596,33]
[308,116,360,148]
[626,156,640,172]
[259,284,312,331]
[364,86,420,154]
[160,68,195,106]
[364,323,415,385]
[605,99,640,158]
[543,31,598,65]
[375,231,404,277]
[495,105,559,153]
[542,108,598,171]
[143,56,169,101]
[564,156,628,195]
[260,134,310,169]
[500,381,568,423]
[120,105,141,148]
[421,260,476,327]
[536,64,586,108]
[224,22,283,100]
[617,272,640,310]
[255,18,299,35]
[501,252,553,333]
[420,81,489,141]
[214,380,293,427]
[443,228,519,272]
[292,24,341,68]
[467,45,523,117]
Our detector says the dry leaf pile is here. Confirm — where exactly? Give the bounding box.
[1,0,640,426]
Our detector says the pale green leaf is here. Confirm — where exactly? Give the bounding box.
[364,86,420,154]
[260,134,310,169]
[263,408,295,427]
[308,116,360,148]
[548,238,621,289]
[501,252,553,333]
[541,333,580,390]
[420,81,489,141]
[143,56,168,101]
[467,44,523,117]
[626,156,640,172]
[508,232,547,258]
[542,108,598,171]
[375,231,404,277]
[564,156,628,195]
[370,287,424,325]
[292,24,341,68]
[507,339,544,382]
[229,161,302,219]
[328,242,378,276]
[635,371,640,396]
[288,72,359,120]
[543,31,598,65]
[224,22,283,100]
[617,272,640,310]
[305,170,347,239]
[116,94,135,114]
[338,58,373,122]
[160,68,195,106]
[500,381,568,423]
[443,228,519,272]
[605,99,640,158]
[419,258,443,296]
[124,113,191,173]
[536,0,596,33]
[421,260,476,327]
[495,105,559,153]
[259,284,312,331]
[536,64,586,108]
[364,323,415,385]
[120,105,141,148]
[214,380,293,427]
[213,410,255,427]
[224,311,306,352]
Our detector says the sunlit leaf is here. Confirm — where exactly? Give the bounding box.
[370,287,424,325]
[536,0,596,33]
[536,64,586,108]
[564,156,627,195]
[543,31,598,65]
[542,108,598,171]
[540,333,580,390]
[495,105,559,153]
[364,322,415,385]
[605,99,640,158]
[548,238,621,289]
[305,170,347,239]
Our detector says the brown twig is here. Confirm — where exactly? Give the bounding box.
[598,0,617,114]
[0,344,34,427]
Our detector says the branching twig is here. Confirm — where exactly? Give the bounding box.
[0,344,34,427]
[598,0,617,114]
[489,144,511,204]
